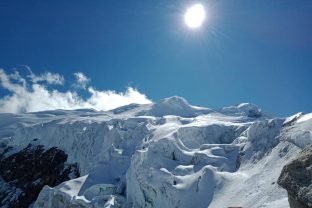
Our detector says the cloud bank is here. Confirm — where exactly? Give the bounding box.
[0,69,151,113]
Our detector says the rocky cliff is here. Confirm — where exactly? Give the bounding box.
[278,144,312,208]
[0,141,79,208]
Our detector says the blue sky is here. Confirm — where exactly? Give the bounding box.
[0,0,311,116]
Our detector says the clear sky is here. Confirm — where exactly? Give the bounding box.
[0,0,311,116]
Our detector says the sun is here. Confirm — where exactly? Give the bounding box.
[184,3,206,29]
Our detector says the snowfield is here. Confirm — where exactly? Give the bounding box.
[0,96,311,208]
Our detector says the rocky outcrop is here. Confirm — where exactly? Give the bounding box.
[0,142,79,208]
[278,144,312,208]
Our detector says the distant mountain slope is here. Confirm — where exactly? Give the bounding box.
[0,97,311,208]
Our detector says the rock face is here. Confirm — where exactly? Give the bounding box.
[278,144,312,208]
[0,142,79,208]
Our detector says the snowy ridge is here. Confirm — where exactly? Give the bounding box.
[0,97,311,208]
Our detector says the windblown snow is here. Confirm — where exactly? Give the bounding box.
[0,96,311,208]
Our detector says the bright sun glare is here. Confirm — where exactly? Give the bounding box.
[184,3,206,29]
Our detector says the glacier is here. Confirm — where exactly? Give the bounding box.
[0,96,311,208]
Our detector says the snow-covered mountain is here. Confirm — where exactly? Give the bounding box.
[0,96,311,208]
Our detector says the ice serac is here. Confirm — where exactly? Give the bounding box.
[219,102,262,118]
[0,97,311,208]
[278,144,312,208]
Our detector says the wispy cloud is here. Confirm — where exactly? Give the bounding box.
[73,72,90,89]
[22,65,64,85]
[28,71,64,85]
[0,68,151,113]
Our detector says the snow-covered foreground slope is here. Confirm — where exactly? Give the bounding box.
[0,96,311,208]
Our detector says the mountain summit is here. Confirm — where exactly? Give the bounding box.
[144,96,211,117]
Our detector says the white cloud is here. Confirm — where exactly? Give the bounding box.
[87,87,151,111]
[0,69,152,113]
[73,72,90,89]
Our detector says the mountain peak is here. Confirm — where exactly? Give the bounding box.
[144,96,210,117]
[160,96,190,105]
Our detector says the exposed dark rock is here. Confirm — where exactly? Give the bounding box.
[278,144,312,208]
[0,143,79,208]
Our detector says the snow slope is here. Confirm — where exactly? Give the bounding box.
[0,96,311,208]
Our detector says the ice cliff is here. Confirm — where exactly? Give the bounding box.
[0,97,311,208]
